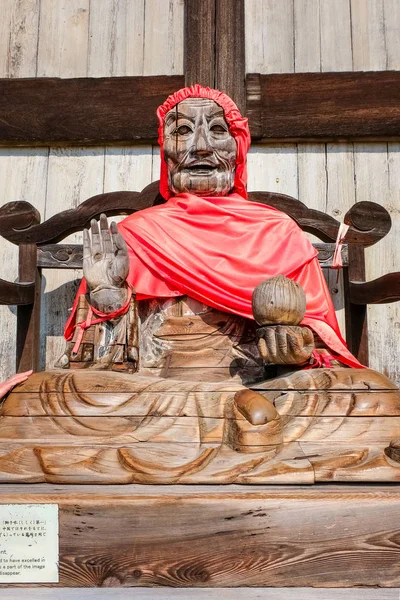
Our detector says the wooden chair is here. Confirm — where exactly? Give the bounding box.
[0,180,399,373]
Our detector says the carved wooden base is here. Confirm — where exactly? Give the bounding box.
[1,368,400,483]
[0,484,399,588]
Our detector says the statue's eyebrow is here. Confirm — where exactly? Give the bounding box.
[206,109,225,120]
[165,112,195,126]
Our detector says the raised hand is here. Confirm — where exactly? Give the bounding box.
[83,214,129,291]
[83,214,130,313]
[256,325,315,365]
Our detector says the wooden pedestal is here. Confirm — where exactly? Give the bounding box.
[0,484,399,589]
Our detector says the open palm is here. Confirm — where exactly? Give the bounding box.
[83,214,129,291]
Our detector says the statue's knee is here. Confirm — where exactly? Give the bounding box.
[234,389,278,426]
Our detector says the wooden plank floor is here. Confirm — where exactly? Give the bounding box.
[0,484,399,588]
[1,589,400,599]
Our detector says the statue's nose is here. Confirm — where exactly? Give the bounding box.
[193,125,213,156]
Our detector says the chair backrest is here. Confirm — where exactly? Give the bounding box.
[0,180,393,372]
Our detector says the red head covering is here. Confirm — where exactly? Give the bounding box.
[156,84,251,200]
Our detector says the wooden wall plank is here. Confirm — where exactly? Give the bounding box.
[3,0,40,78]
[384,0,400,69]
[245,0,294,74]
[88,0,145,77]
[294,0,321,73]
[351,0,386,71]
[104,146,154,225]
[37,0,89,77]
[247,145,298,198]
[365,143,400,382]
[319,0,353,71]
[143,0,184,76]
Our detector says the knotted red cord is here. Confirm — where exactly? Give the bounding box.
[71,285,133,355]
[303,349,337,369]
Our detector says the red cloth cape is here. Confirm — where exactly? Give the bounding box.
[64,85,362,369]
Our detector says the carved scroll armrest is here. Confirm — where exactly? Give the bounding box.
[349,273,400,305]
[0,279,35,305]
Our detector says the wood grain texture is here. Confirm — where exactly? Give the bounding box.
[185,0,215,87]
[35,242,348,270]
[0,0,40,78]
[0,590,398,600]
[37,0,89,78]
[0,76,184,146]
[215,0,245,113]
[4,71,400,145]
[0,365,399,484]
[0,279,34,305]
[247,71,400,142]
[350,274,400,304]
[0,484,399,587]
[0,186,390,247]
[0,148,48,381]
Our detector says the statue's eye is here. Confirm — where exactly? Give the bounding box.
[175,125,192,135]
[210,124,227,134]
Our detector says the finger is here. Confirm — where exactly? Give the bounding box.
[100,214,113,255]
[275,325,288,362]
[83,228,91,264]
[287,331,307,361]
[257,336,269,361]
[287,330,313,362]
[264,327,277,361]
[90,219,102,260]
[12,370,33,381]
[110,222,128,256]
[5,372,32,386]
[302,327,314,346]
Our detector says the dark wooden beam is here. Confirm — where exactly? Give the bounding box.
[350,273,400,305]
[16,244,42,373]
[247,71,400,141]
[0,279,35,305]
[1,71,400,146]
[215,0,246,113]
[0,75,184,146]
[185,0,215,88]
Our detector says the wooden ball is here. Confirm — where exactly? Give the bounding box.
[252,275,307,326]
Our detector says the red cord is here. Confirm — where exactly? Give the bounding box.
[71,284,133,355]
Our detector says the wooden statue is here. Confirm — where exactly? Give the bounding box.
[1,85,400,484]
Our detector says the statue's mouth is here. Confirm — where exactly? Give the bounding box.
[183,162,218,176]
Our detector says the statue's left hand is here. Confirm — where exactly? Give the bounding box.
[257,325,315,365]
[0,370,32,400]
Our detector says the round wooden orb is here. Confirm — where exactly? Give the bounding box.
[252,274,307,326]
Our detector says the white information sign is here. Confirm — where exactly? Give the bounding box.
[0,504,59,583]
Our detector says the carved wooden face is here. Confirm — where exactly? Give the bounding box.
[163,98,237,196]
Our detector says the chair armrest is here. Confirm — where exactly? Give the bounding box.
[349,273,400,305]
[0,279,35,305]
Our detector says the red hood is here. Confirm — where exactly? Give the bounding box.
[156,84,251,200]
